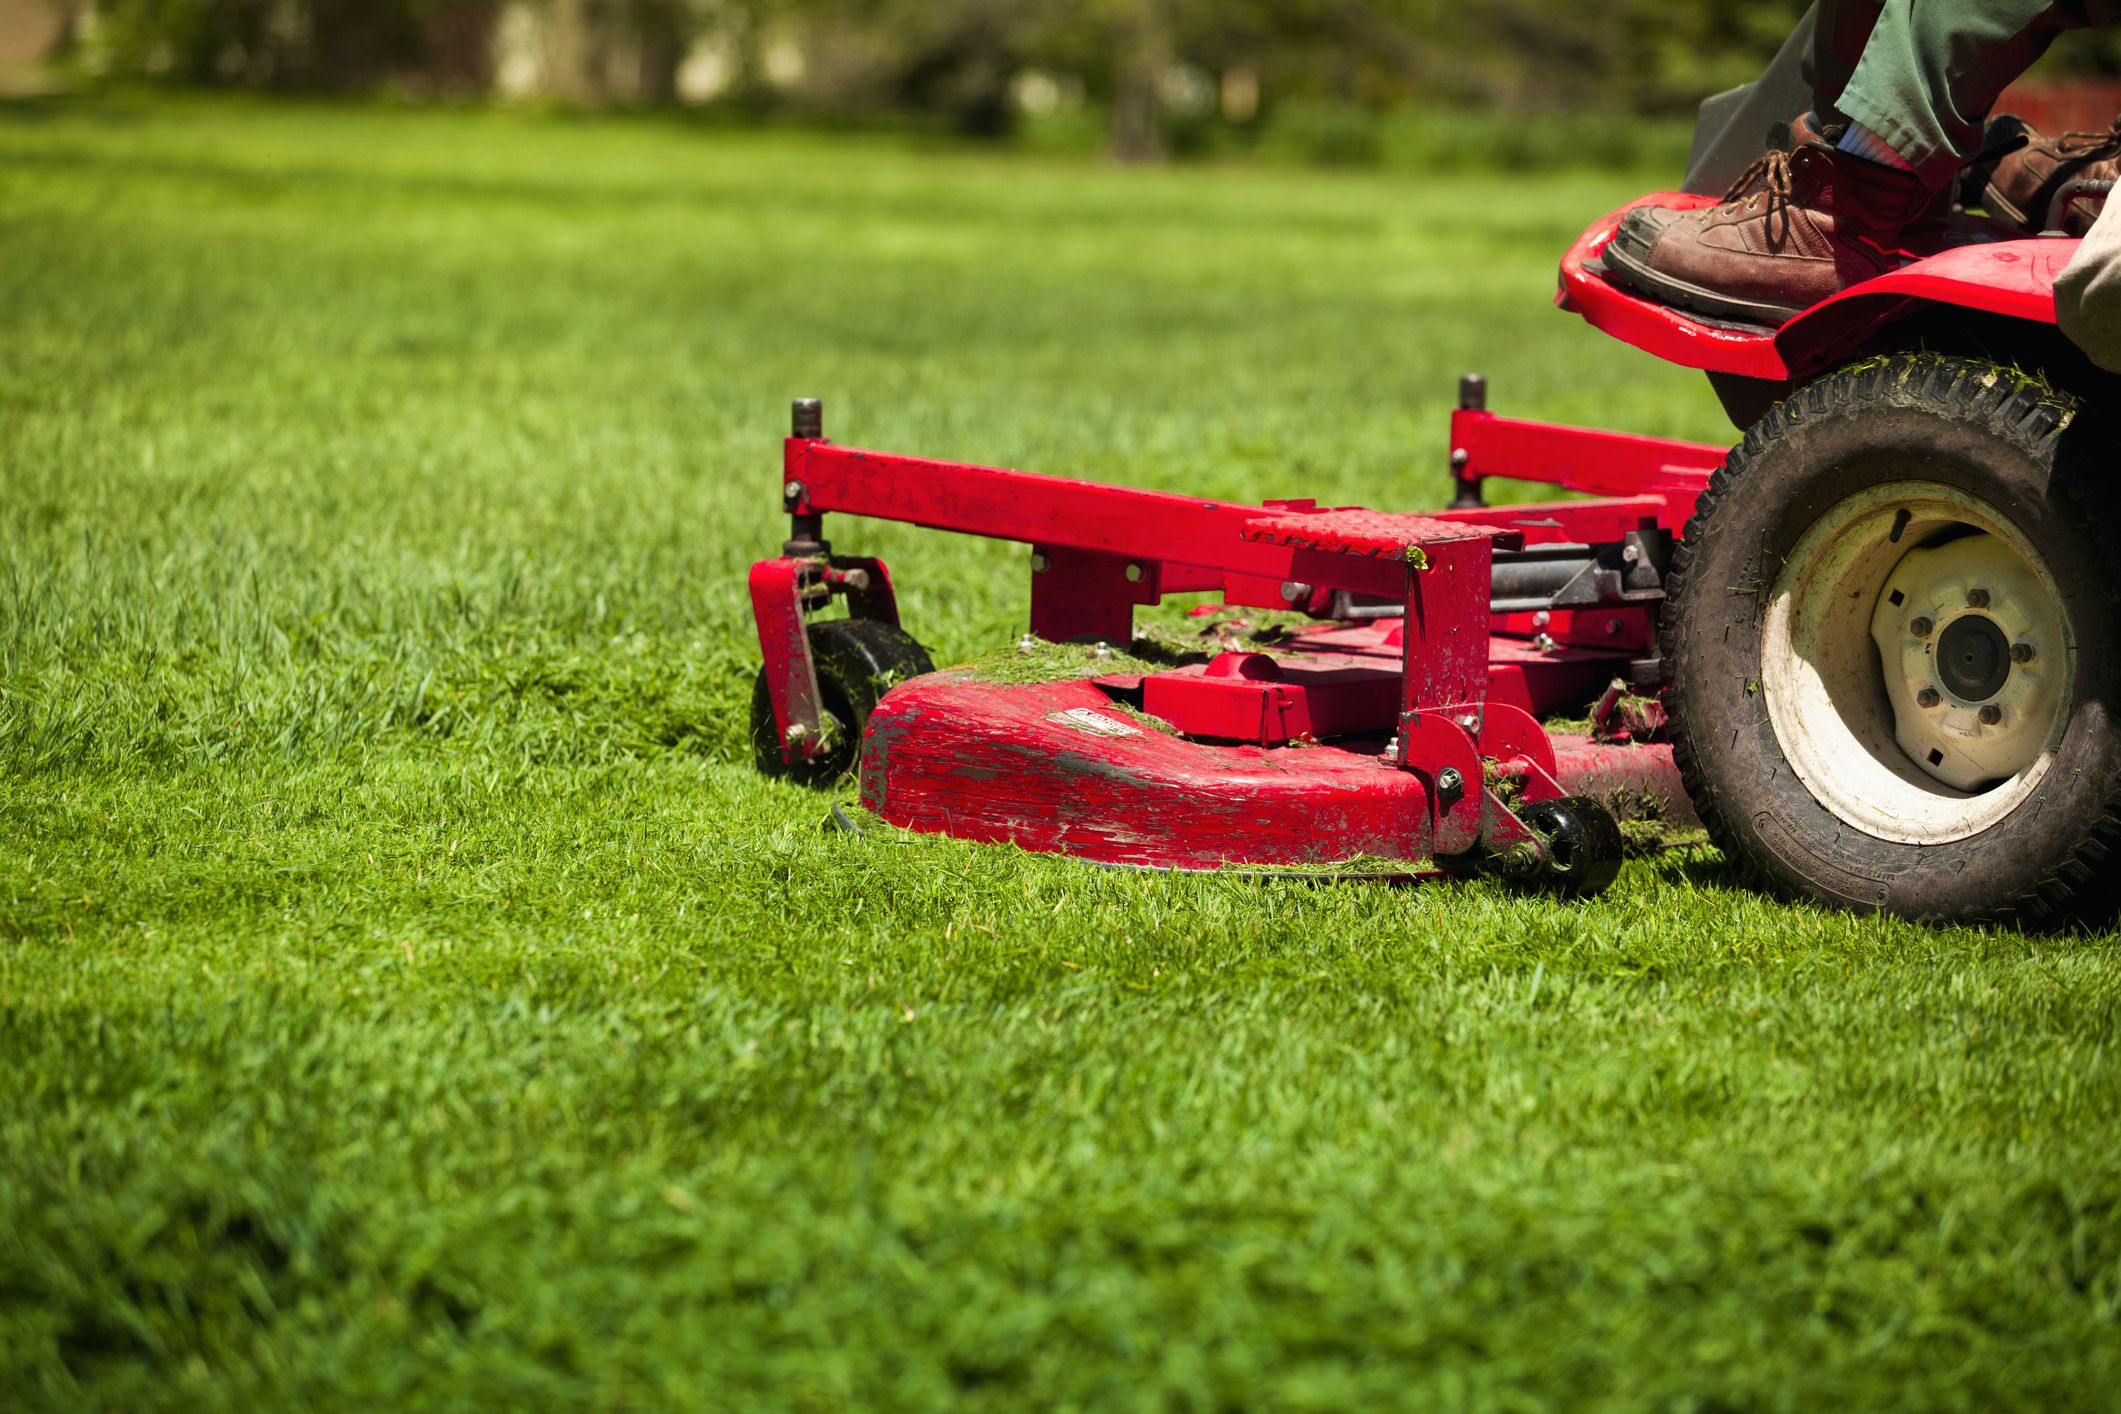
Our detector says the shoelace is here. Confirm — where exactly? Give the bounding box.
[2055,117,2121,153]
[2039,120,2121,227]
[1717,147,1797,244]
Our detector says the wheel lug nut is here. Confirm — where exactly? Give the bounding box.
[1916,687,1941,708]
[1978,703,2002,725]
[2011,642,2035,664]
[1966,587,1991,609]
[1909,616,1934,638]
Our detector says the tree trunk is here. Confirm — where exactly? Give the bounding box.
[634,0,684,106]
[1109,4,1169,164]
[423,2,504,96]
[547,0,616,106]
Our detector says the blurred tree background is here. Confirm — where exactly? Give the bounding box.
[23,0,2121,161]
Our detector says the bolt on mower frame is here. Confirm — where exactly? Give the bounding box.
[750,383,1727,883]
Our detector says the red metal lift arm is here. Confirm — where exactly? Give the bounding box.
[784,438,1412,598]
[1445,410,1721,530]
[754,394,1730,778]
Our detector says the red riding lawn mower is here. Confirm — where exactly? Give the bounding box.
[748,99,2121,926]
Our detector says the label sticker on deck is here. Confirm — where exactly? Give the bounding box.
[1048,707,1142,737]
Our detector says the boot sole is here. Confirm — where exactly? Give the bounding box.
[1600,232,1805,327]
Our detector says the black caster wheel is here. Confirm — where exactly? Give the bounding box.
[1517,795,1625,897]
[751,618,934,786]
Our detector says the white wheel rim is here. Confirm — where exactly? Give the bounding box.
[1759,482,2074,845]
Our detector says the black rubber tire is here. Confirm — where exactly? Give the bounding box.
[1519,796,1625,897]
[1661,353,2121,924]
[751,618,935,786]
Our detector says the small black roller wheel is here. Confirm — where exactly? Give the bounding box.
[1662,353,2121,924]
[751,618,934,786]
[1518,796,1625,896]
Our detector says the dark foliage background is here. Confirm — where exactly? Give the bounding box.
[44,0,2121,161]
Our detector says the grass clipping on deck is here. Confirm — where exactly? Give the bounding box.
[948,611,1311,686]
[949,638,1173,685]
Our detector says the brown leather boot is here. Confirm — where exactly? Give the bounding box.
[1972,113,2120,235]
[1604,122,1941,325]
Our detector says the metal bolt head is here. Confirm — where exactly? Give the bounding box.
[1436,766,1464,794]
[1916,687,1942,708]
[2011,641,2036,664]
[783,480,805,505]
[1621,543,1642,565]
[1124,563,1145,584]
[1966,587,1991,609]
[783,723,810,744]
[1603,618,1622,636]
[1030,552,1050,573]
[1978,703,2003,725]
[1909,615,1934,638]
[1280,580,1310,604]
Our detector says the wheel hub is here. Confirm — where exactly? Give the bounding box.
[1760,482,2074,845]
[1935,613,2010,701]
[1869,531,2066,793]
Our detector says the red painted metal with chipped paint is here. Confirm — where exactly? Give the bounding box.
[749,558,826,763]
[749,538,904,766]
[1140,652,1400,745]
[861,674,1438,869]
[857,673,1694,871]
[755,416,1721,869]
[1444,405,1719,525]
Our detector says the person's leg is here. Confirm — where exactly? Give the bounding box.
[1805,0,1885,120]
[1833,0,2121,189]
[1607,0,2121,321]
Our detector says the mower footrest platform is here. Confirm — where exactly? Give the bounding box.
[1240,508,1524,567]
[1245,507,1525,717]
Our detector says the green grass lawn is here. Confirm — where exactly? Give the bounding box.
[4,96,2119,1410]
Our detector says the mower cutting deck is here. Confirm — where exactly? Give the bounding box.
[750,384,1724,894]
[747,105,2121,922]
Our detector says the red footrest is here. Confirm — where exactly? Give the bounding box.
[1240,509,1524,559]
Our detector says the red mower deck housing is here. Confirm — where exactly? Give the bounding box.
[864,662,1690,874]
[750,385,1724,886]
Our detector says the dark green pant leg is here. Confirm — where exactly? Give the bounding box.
[1832,0,2121,189]
[1805,0,1885,109]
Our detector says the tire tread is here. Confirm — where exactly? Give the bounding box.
[1660,352,2121,924]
